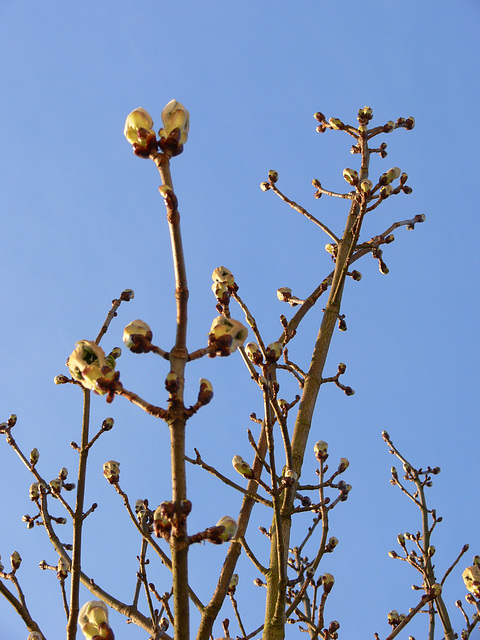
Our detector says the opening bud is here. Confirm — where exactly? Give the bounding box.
[463,565,480,598]
[67,340,117,395]
[232,455,253,478]
[212,266,235,287]
[124,108,155,146]
[322,573,335,592]
[216,516,238,542]
[277,287,292,302]
[159,99,190,144]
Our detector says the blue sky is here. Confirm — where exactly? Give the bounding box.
[0,2,478,639]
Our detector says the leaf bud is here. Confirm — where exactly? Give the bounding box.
[59,468,68,481]
[165,371,180,394]
[159,99,190,144]
[329,117,345,130]
[405,116,415,129]
[266,341,283,363]
[350,270,362,281]
[268,170,278,183]
[403,185,413,194]
[277,287,292,302]
[314,112,326,122]
[322,572,335,592]
[78,601,111,639]
[380,184,393,198]
[57,557,68,579]
[30,448,39,465]
[463,565,480,598]
[49,478,62,495]
[153,505,172,536]
[260,181,270,192]
[338,458,349,472]
[473,555,480,566]
[10,551,21,570]
[245,342,263,365]
[28,634,44,640]
[229,573,239,589]
[211,281,229,304]
[103,460,120,484]
[343,168,359,185]
[216,516,237,542]
[385,234,395,243]
[124,107,155,146]
[123,319,153,353]
[29,483,39,500]
[379,261,389,275]
[54,375,69,384]
[344,386,355,396]
[400,172,408,185]
[212,266,235,287]
[428,546,436,556]
[328,536,339,549]
[102,417,114,430]
[198,379,214,405]
[337,363,347,375]
[232,455,253,478]
[325,243,336,254]
[360,179,373,193]
[429,583,442,597]
[314,440,328,460]
[387,610,400,625]
[386,167,401,182]
[383,121,395,133]
[397,533,405,546]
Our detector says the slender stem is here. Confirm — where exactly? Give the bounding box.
[66,387,91,640]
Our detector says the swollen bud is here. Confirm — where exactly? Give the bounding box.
[232,455,254,479]
[103,460,120,484]
[216,516,238,542]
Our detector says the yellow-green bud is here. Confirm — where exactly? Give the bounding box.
[212,266,235,287]
[329,117,344,130]
[360,179,373,193]
[343,168,359,185]
[123,320,153,353]
[268,170,278,183]
[78,601,110,638]
[232,455,253,478]
[260,181,270,191]
[325,243,336,254]
[57,557,68,579]
[463,565,480,598]
[159,99,190,144]
[29,483,39,500]
[277,287,292,301]
[30,448,39,465]
[338,458,349,472]
[10,551,21,571]
[124,108,155,146]
[322,573,335,592]
[229,574,239,588]
[216,516,237,542]
[387,610,400,625]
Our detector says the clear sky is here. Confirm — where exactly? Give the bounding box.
[0,2,478,639]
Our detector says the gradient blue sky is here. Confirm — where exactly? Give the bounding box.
[0,2,478,639]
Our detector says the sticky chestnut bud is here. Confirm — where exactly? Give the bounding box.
[268,170,278,183]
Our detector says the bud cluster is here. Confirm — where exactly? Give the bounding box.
[124,100,189,159]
